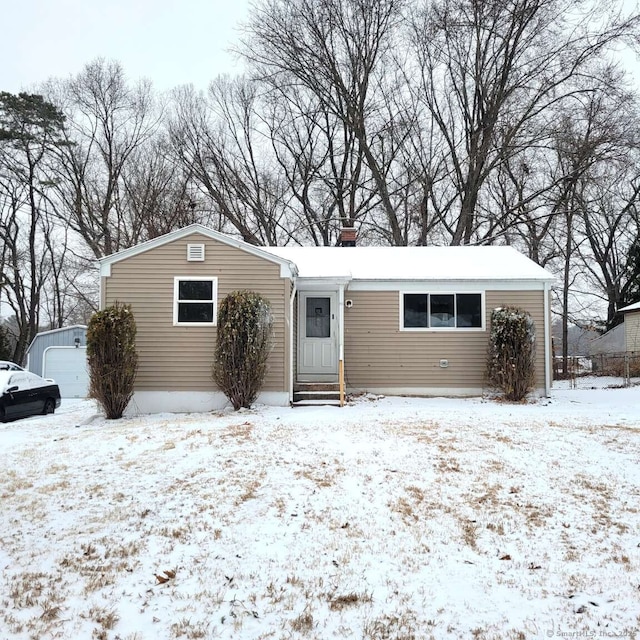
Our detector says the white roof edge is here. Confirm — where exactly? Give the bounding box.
[347,276,555,283]
[295,276,353,284]
[33,324,88,336]
[348,279,550,292]
[618,300,640,312]
[99,225,297,278]
[25,324,88,354]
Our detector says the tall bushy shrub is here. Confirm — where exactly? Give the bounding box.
[487,306,536,401]
[213,290,273,410]
[87,302,138,419]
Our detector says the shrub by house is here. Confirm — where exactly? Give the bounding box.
[487,306,536,401]
[213,290,273,410]
[87,302,138,419]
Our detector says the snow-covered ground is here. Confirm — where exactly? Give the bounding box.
[1,379,639,640]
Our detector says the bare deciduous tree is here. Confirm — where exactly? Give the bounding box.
[410,0,639,245]
[49,59,160,257]
[241,0,414,244]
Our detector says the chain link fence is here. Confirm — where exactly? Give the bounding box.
[554,352,640,388]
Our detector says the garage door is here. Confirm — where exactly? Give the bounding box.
[43,347,89,398]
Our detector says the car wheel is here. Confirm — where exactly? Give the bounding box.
[42,399,56,415]
[0,404,5,423]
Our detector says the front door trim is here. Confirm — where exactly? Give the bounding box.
[297,290,338,381]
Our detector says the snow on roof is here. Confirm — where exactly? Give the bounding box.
[619,300,640,313]
[264,245,553,281]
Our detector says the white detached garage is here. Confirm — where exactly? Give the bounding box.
[25,325,89,398]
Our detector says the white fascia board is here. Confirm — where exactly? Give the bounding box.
[348,279,550,292]
[294,276,352,290]
[31,324,87,338]
[98,224,297,278]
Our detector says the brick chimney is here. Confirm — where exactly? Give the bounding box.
[339,227,357,247]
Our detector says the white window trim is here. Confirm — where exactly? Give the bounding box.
[173,276,218,326]
[399,291,486,332]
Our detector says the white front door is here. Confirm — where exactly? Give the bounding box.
[298,292,338,378]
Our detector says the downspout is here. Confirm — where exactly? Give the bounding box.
[543,281,552,396]
[288,279,297,406]
[338,284,345,407]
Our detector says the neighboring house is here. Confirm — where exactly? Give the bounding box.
[98,224,555,414]
[588,323,625,357]
[588,323,625,373]
[618,301,640,351]
[25,325,88,398]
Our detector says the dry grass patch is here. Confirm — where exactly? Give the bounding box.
[328,591,372,611]
[460,519,481,549]
[220,421,254,442]
[57,538,142,595]
[290,609,314,632]
[0,471,34,497]
[169,617,210,639]
[362,612,421,640]
[390,484,432,523]
[83,603,119,631]
[235,473,264,504]
[294,459,345,489]
[3,570,67,638]
[437,457,461,473]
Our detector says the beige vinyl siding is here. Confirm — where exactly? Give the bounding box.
[625,310,640,351]
[103,233,289,393]
[344,289,546,391]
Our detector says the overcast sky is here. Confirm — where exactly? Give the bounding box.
[3,0,640,95]
[1,0,251,94]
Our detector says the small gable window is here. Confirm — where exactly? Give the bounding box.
[174,277,217,325]
[401,292,483,330]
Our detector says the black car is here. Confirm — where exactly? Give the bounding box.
[0,370,61,422]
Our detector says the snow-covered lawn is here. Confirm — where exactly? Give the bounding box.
[1,381,639,640]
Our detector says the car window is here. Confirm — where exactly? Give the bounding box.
[0,362,22,371]
[25,372,45,389]
[8,373,28,389]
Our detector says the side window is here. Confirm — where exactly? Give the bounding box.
[403,294,428,328]
[430,294,455,327]
[401,292,483,330]
[457,293,483,327]
[9,373,27,389]
[173,277,218,326]
[24,372,44,388]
